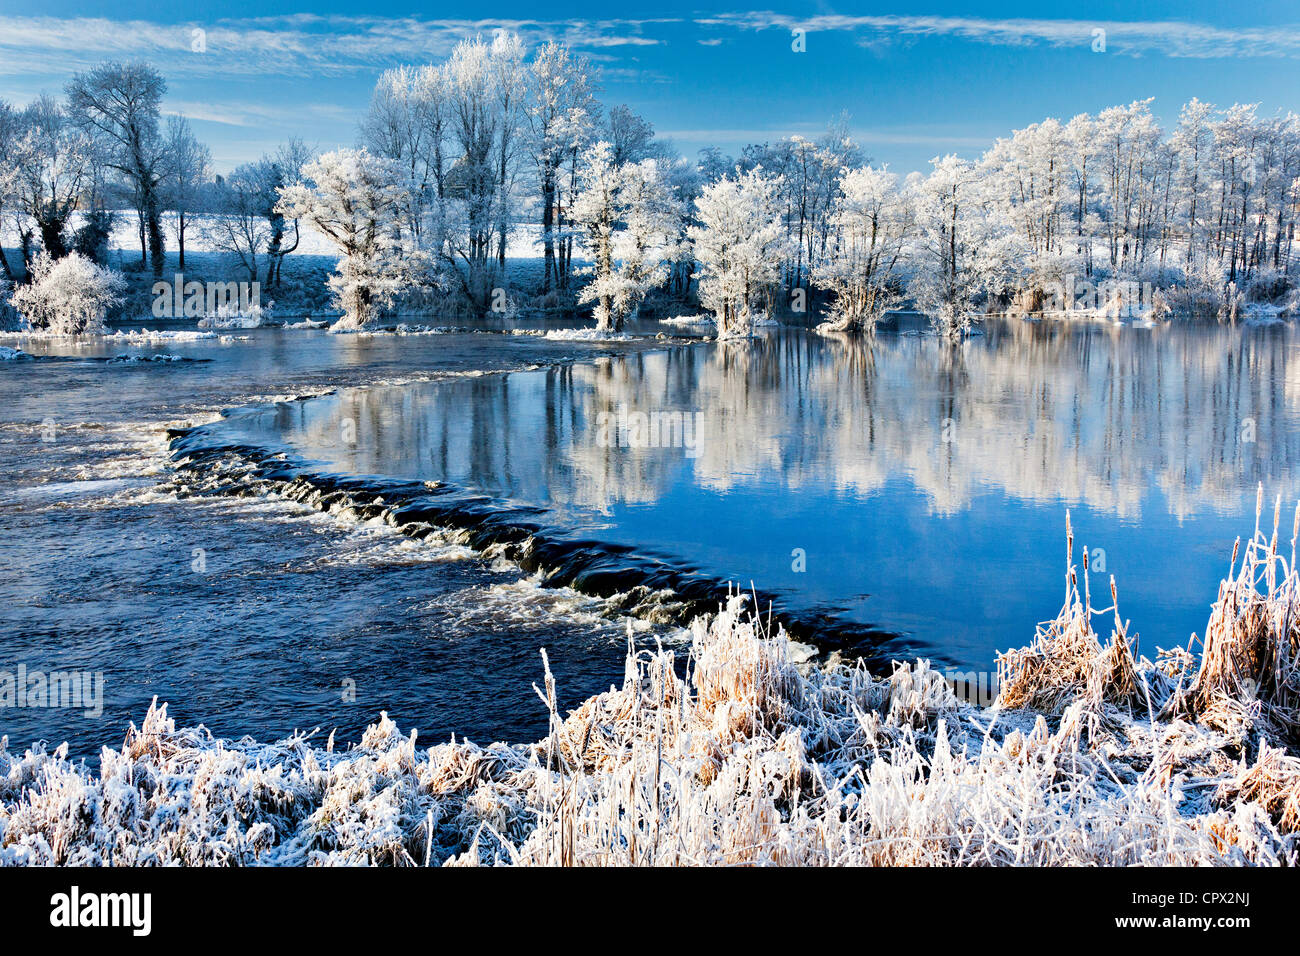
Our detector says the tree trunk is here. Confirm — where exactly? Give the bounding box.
[144,183,165,277]
[266,216,285,288]
[541,169,556,294]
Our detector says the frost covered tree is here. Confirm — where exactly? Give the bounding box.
[161,115,210,270]
[439,33,529,310]
[1092,100,1164,274]
[203,147,306,288]
[488,32,527,273]
[735,122,862,291]
[873,99,1300,322]
[603,105,659,166]
[66,62,168,275]
[978,118,1074,304]
[1062,112,1102,276]
[0,100,21,282]
[254,139,312,288]
[571,142,683,332]
[907,155,1012,339]
[571,142,621,329]
[1172,99,1214,267]
[8,96,93,263]
[812,165,911,334]
[352,36,701,314]
[688,167,786,337]
[361,63,449,245]
[277,148,431,329]
[617,158,686,307]
[204,164,272,283]
[9,252,124,333]
[527,42,597,294]
[359,33,545,311]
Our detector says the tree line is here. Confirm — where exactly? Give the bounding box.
[2,37,1298,336]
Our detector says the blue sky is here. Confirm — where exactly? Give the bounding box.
[2,1,1299,173]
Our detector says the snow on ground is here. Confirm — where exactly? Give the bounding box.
[656,314,714,328]
[197,308,267,330]
[107,329,223,343]
[526,327,637,341]
[1242,300,1299,324]
[102,329,250,347]
[0,328,233,343]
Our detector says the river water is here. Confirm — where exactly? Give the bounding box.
[2,317,1296,758]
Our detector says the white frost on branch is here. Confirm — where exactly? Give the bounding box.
[687,167,787,338]
[7,252,124,334]
[812,165,912,335]
[276,148,435,330]
[571,142,684,333]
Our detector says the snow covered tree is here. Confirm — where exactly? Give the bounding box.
[0,100,21,282]
[907,155,1014,339]
[1172,99,1214,267]
[930,98,1300,314]
[9,252,124,333]
[571,143,683,332]
[66,61,168,276]
[1092,100,1164,274]
[253,139,312,288]
[978,118,1075,303]
[440,33,528,311]
[8,96,93,263]
[361,63,449,245]
[736,121,862,291]
[276,148,432,329]
[488,32,527,273]
[571,142,620,330]
[1063,112,1102,276]
[161,115,210,270]
[617,158,686,307]
[812,165,911,333]
[688,167,786,337]
[203,164,272,283]
[527,42,597,294]
[603,106,657,165]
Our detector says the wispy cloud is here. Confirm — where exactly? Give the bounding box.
[696,12,1300,60]
[165,99,355,128]
[0,15,680,78]
[3,11,1294,86]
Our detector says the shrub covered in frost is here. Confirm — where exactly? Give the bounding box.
[8,252,126,334]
